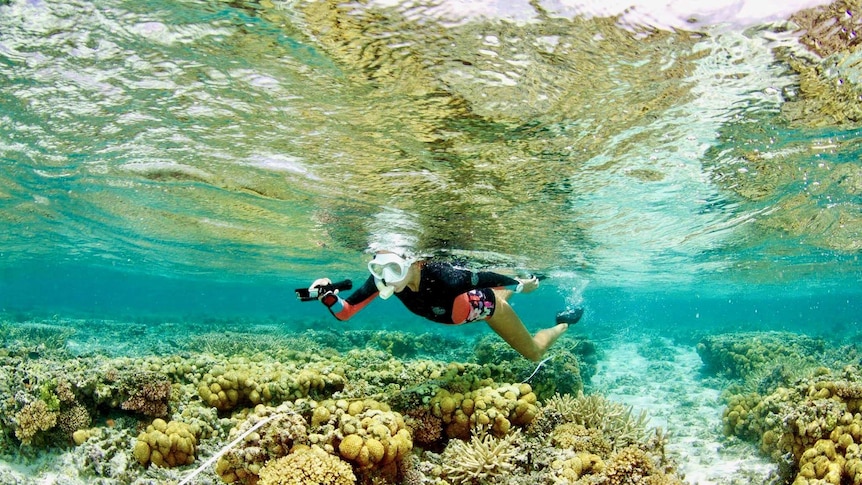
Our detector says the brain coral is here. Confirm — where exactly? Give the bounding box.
[257,445,356,485]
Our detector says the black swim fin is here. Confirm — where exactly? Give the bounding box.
[555,307,584,325]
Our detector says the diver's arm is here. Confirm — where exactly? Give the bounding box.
[319,275,379,321]
[474,271,520,289]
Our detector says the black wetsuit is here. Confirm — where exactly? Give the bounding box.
[330,262,520,324]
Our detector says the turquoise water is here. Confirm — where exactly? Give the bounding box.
[1,0,859,336]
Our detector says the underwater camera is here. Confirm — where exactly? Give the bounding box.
[294,279,353,302]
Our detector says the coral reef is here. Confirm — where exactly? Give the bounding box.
[14,399,58,445]
[430,382,539,439]
[215,403,309,484]
[257,445,356,485]
[721,363,862,484]
[0,318,669,485]
[543,393,650,449]
[473,335,596,398]
[197,359,346,411]
[440,428,521,484]
[133,418,199,468]
[697,332,826,380]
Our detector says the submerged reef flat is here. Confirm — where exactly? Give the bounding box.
[4,317,859,484]
[0,316,674,485]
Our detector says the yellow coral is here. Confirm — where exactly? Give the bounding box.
[551,422,612,456]
[14,400,58,445]
[258,445,356,485]
[335,405,412,470]
[551,452,604,482]
[197,359,345,411]
[133,418,198,468]
[216,404,308,484]
[431,383,539,439]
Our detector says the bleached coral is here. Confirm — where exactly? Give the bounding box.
[441,429,521,485]
[545,393,650,449]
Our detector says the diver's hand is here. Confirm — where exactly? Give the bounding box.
[310,278,331,291]
[310,278,340,307]
[309,278,335,298]
[516,275,539,294]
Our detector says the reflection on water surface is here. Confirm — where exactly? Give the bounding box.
[0,0,859,289]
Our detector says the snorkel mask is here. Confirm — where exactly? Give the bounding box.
[368,252,411,299]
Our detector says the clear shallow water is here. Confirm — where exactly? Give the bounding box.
[0,0,860,329]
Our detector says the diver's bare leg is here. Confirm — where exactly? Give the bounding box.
[485,290,568,361]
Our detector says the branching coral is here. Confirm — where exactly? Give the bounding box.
[441,429,521,485]
[57,404,91,437]
[545,393,650,449]
[404,408,443,446]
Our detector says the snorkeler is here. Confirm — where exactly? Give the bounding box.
[309,252,583,361]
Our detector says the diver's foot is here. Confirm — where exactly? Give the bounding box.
[556,307,584,325]
[533,323,569,360]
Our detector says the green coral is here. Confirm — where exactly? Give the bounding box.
[696,332,824,383]
[38,382,61,412]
